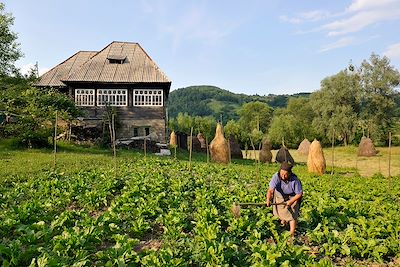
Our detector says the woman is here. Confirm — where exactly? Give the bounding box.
[266,161,303,236]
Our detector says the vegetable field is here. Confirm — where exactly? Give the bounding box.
[1,147,399,266]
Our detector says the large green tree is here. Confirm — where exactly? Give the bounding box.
[268,97,316,147]
[310,70,361,145]
[237,101,273,133]
[358,53,400,144]
[0,2,22,75]
[0,77,81,147]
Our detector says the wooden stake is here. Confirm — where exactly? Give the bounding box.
[227,136,231,164]
[53,110,58,169]
[206,136,209,163]
[331,129,335,175]
[144,137,147,158]
[388,132,392,178]
[112,114,117,177]
[189,127,193,170]
[112,114,116,158]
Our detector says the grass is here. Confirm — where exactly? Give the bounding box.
[1,138,398,178]
[243,146,400,177]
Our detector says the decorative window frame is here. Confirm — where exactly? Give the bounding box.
[97,89,128,106]
[75,89,95,106]
[133,89,163,106]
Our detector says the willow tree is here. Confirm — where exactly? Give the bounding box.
[310,70,361,145]
[358,53,400,144]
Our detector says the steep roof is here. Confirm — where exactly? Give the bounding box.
[35,51,97,87]
[36,41,171,87]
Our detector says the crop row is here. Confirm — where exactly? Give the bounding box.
[1,156,399,266]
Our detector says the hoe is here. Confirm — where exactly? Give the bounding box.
[231,201,286,218]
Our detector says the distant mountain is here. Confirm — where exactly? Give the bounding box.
[167,85,310,122]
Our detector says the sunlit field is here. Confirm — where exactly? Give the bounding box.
[243,146,400,177]
[1,142,399,266]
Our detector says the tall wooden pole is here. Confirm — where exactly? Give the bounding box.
[112,114,117,177]
[331,129,335,176]
[388,132,392,178]
[189,127,193,170]
[53,111,58,169]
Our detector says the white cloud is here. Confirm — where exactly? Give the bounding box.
[19,63,49,76]
[319,37,356,53]
[281,0,400,52]
[346,0,398,12]
[279,15,302,24]
[384,43,400,60]
[322,6,400,36]
[279,10,332,24]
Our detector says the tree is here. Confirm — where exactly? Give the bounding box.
[0,77,81,147]
[194,115,216,142]
[224,119,241,141]
[238,101,273,133]
[310,70,361,145]
[358,53,400,144]
[268,114,304,148]
[268,97,316,147]
[0,3,22,75]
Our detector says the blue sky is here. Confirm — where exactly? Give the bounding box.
[3,0,400,95]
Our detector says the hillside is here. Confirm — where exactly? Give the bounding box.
[167,85,310,121]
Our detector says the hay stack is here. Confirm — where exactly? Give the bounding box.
[276,146,295,165]
[307,139,326,175]
[357,136,377,157]
[209,123,229,164]
[297,138,311,155]
[229,135,243,159]
[169,131,177,147]
[259,139,273,163]
[197,133,206,149]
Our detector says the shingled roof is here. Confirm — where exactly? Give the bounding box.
[36,41,171,87]
[35,51,97,87]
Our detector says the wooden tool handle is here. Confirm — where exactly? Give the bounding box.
[238,202,286,206]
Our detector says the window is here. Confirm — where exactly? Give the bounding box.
[75,89,95,106]
[145,127,150,136]
[133,89,163,106]
[133,127,138,137]
[107,55,126,64]
[97,89,127,106]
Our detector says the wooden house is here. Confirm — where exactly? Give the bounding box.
[35,41,171,142]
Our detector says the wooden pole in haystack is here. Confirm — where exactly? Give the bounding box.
[53,110,58,169]
[189,127,193,170]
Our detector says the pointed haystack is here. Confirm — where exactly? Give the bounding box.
[197,133,206,149]
[169,131,177,147]
[276,146,295,165]
[307,139,326,175]
[210,123,229,164]
[297,138,311,155]
[357,136,377,157]
[229,135,243,159]
[259,139,273,163]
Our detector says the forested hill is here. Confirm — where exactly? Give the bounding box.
[167,85,310,121]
